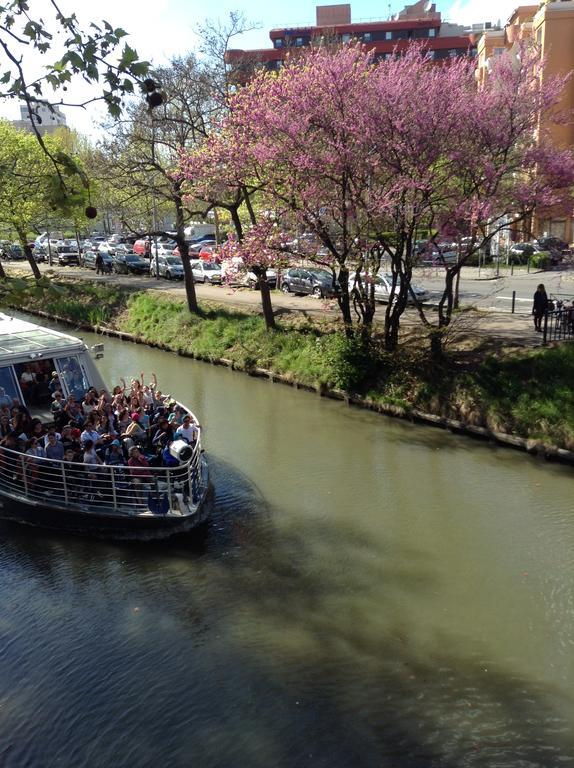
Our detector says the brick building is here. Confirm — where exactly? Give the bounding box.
[226,1,478,76]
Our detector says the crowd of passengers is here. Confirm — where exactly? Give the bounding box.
[0,372,200,502]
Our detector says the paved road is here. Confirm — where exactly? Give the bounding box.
[7,261,571,345]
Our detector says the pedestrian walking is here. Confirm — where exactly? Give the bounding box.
[532,283,548,332]
[95,251,104,275]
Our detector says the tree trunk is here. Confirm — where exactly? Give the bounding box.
[74,225,83,266]
[429,328,443,361]
[437,267,456,328]
[0,259,6,280]
[259,275,276,330]
[175,199,198,315]
[336,268,353,332]
[229,206,243,240]
[17,229,41,280]
[453,259,461,309]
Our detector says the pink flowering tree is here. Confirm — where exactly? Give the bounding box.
[179,123,281,328]
[182,43,574,350]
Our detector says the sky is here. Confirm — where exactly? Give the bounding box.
[1,0,520,135]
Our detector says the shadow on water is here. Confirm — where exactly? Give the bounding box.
[0,460,571,766]
[206,513,574,768]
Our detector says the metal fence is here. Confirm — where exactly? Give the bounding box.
[0,442,205,517]
[543,305,574,345]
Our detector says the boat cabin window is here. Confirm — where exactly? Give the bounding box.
[0,366,20,409]
[55,355,90,401]
[13,359,56,415]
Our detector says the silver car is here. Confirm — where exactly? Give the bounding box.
[190,260,223,284]
[350,273,429,303]
[150,254,184,279]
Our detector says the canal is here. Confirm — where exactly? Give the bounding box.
[0,318,573,767]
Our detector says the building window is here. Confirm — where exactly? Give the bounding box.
[341,33,351,43]
[449,49,458,58]
[295,37,304,47]
[385,31,392,40]
[274,38,284,48]
[363,32,372,42]
[493,47,506,57]
[428,50,435,60]
[429,28,436,38]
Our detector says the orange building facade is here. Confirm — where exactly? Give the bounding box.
[476,1,574,244]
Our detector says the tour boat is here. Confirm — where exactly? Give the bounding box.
[0,313,211,539]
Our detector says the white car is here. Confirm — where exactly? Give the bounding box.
[242,269,277,289]
[150,241,177,258]
[190,260,223,284]
[349,273,429,303]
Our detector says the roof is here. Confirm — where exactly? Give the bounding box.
[0,313,84,358]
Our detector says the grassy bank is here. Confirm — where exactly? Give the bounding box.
[12,279,574,451]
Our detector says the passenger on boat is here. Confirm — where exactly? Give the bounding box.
[82,390,98,417]
[0,413,11,438]
[116,408,131,434]
[26,437,45,459]
[25,437,46,486]
[48,371,61,394]
[105,440,125,466]
[128,446,153,498]
[45,431,65,461]
[19,365,37,399]
[167,405,185,426]
[12,406,33,438]
[80,418,103,448]
[175,414,199,445]
[64,395,84,425]
[51,391,67,428]
[30,419,46,442]
[0,386,12,408]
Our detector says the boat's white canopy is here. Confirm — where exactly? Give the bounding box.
[0,313,85,361]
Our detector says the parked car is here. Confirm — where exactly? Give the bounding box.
[111,253,150,274]
[349,273,429,304]
[197,244,222,263]
[150,241,177,258]
[281,267,340,298]
[2,243,25,260]
[150,254,184,279]
[190,260,223,284]
[56,243,80,266]
[508,243,536,262]
[133,238,152,257]
[534,236,571,254]
[83,249,114,272]
[242,269,277,289]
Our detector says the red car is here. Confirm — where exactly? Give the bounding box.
[133,238,151,256]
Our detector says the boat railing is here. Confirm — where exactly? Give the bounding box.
[0,441,205,517]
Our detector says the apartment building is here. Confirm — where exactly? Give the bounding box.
[226,1,477,76]
[12,103,67,136]
[476,1,574,243]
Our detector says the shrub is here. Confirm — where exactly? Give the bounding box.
[314,332,376,391]
[530,252,551,270]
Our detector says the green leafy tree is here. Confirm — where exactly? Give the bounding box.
[0,1,149,213]
[0,121,86,276]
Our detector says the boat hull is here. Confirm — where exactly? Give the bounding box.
[0,459,213,541]
[0,486,213,540]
